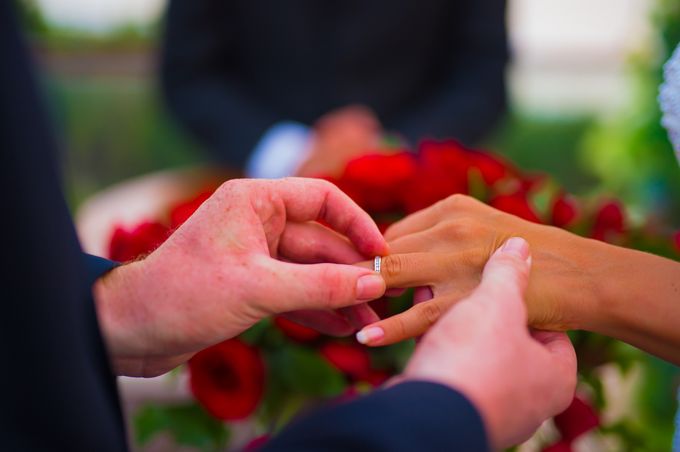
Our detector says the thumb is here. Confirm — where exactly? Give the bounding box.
[262,259,386,313]
[474,237,532,323]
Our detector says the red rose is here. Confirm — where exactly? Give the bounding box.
[169,191,213,229]
[243,434,270,451]
[368,297,390,319]
[673,231,680,254]
[108,221,170,262]
[467,150,511,186]
[553,396,599,443]
[188,339,265,421]
[274,316,321,342]
[551,193,579,229]
[361,369,390,387]
[335,153,418,213]
[542,441,573,452]
[403,140,469,213]
[489,193,541,223]
[320,342,372,381]
[591,200,626,242]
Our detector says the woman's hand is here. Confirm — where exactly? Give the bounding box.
[356,194,608,346]
[94,178,388,377]
[356,194,680,365]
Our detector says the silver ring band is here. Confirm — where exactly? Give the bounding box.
[373,256,382,273]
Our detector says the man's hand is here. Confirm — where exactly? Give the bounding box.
[399,237,577,450]
[94,178,388,377]
[356,194,602,346]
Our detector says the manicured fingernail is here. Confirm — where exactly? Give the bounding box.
[356,326,384,344]
[356,274,385,301]
[501,237,530,261]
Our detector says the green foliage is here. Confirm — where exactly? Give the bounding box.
[134,403,229,451]
[258,344,347,430]
[580,0,680,225]
[487,113,600,195]
[14,0,49,36]
[369,339,415,373]
[266,345,346,398]
[45,77,201,208]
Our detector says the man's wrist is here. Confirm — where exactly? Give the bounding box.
[93,260,148,374]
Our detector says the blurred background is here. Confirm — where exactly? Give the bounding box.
[17,0,680,225]
[14,0,680,450]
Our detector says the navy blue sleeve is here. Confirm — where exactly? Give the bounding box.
[1,4,127,450]
[264,381,490,452]
[84,254,119,287]
[393,0,508,146]
[160,0,277,169]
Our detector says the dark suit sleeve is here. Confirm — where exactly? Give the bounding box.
[263,381,490,452]
[1,4,127,450]
[84,253,119,286]
[160,0,278,168]
[393,0,508,146]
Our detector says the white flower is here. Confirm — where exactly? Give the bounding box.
[659,44,680,164]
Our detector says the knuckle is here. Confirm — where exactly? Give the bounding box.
[453,217,476,236]
[418,302,442,328]
[300,177,335,193]
[395,316,409,340]
[441,193,470,211]
[382,254,405,279]
[384,223,399,239]
[317,268,347,307]
[216,178,240,195]
[446,193,467,206]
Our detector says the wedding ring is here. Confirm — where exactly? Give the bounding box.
[373,256,382,273]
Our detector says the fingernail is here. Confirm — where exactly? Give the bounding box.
[501,237,530,261]
[356,274,385,301]
[356,326,384,344]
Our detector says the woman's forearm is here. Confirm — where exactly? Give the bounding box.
[583,242,680,364]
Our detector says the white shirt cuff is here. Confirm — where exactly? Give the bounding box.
[245,122,312,179]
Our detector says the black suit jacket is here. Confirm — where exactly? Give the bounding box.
[1,4,488,450]
[161,0,508,168]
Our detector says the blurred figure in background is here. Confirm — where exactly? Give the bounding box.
[160,0,508,178]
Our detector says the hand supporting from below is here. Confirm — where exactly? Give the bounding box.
[399,237,577,450]
[94,178,388,377]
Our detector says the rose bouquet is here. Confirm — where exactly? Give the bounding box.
[110,140,679,451]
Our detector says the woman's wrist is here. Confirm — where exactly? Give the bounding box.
[579,241,680,362]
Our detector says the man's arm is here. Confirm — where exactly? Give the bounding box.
[264,382,488,451]
[160,0,278,168]
[392,0,508,145]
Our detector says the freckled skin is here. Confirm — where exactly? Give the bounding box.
[94,178,387,377]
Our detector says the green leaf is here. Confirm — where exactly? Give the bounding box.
[267,345,346,397]
[135,404,167,446]
[467,169,489,202]
[240,318,272,346]
[133,402,230,451]
[369,339,416,372]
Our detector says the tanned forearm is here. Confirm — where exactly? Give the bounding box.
[582,241,680,364]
